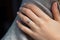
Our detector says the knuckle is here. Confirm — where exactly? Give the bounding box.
[25,8,31,13]
[30,32,35,35]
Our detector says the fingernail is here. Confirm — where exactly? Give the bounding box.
[20,7,23,10]
[16,20,19,23]
[17,12,19,14]
[23,3,27,6]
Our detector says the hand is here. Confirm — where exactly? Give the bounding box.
[16,2,60,40]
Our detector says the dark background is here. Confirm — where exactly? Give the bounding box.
[0,0,22,39]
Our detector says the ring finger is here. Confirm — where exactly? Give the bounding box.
[20,7,45,27]
[17,12,40,31]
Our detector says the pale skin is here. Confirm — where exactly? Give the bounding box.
[16,2,60,40]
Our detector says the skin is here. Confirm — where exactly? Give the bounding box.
[16,2,60,40]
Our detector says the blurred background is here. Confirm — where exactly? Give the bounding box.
[0,0,22,39]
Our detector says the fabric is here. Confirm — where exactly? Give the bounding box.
[1,0,59,40]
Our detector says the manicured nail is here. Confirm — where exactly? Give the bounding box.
[23,3,27,6]
[19,7,23,10]
[16,20,19,23]
[17,12,19,14]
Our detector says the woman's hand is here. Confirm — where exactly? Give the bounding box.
[16,2,60,40]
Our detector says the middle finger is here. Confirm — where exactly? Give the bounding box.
[20,7,45,27]
[17,12,40,31]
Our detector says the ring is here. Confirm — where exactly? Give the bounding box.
[26,19,31,24]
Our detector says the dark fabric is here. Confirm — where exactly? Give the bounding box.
[0,0,22,39]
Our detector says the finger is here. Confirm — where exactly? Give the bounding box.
[20,7,45,27]
[52,2,60,21]
[16,20,36,38]
[17,12,40,31]
[16,21,47,40]
[22,3,51,21]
